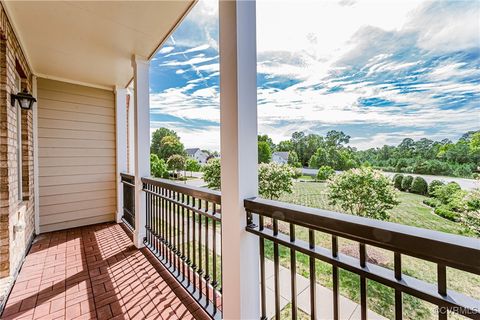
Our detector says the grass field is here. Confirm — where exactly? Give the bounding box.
[264,181,480,319]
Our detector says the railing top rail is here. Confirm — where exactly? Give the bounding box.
[142,176,221,204]
[244,197,480,274]
[120,172,135,180]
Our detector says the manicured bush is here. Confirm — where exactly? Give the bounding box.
[410,177,428,195]
[400,175,413,191]
[434,206,460,221]
[393,174,404,190]
[428,180,445,195]
[317,166,335,181]
[423,198,440,208]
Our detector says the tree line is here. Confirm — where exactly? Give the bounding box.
[262,130,480,178]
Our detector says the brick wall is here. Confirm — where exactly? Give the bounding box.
[0,1,34,296]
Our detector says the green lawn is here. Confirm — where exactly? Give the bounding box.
[266,181,479,319]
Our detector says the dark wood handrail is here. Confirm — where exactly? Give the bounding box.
[244,197,480,274]
[141,177,221,204]
[120,172,135,180]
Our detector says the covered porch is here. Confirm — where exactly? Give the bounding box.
[0,0,479,320]
[2,222,210,320]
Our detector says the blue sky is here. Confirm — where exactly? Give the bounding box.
[150,0,480,151]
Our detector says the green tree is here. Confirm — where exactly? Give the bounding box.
[316,166,335,181]
[158,135,185,161]
[327,167,399,220]
[287,151,301,167]
[167,154,186,173]
[151,128,179,157]
[258,141,272,163]
[258,134,276,151]
[258,163,294,199]
[150,154,168,179]
[203,158,221,190]
[185,158,201,177]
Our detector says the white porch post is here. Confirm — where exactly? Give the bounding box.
[132,55,150,248]
[32,75,40,235]
[115,87,128,223]
[219,0,260,319]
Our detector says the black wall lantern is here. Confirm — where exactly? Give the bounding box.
[11,89,36,110]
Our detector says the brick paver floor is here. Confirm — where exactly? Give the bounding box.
[1,223,210,320]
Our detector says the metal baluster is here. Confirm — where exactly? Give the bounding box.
[192,197,197,293]
[182,193,186,282]
[360,243,367,320]
[146,183,151,246]
[273,218,280,320]
[205,202,210,307]
[332,235,339,320]
[290,223,297,320]
[198,199,203,300]
[161,187,166,260]
[212,203,218,314]
[187,195,192,285]
[438,264,447,320]
[394,252,402,320]
[260,215,267,320]
[309,229,316,320]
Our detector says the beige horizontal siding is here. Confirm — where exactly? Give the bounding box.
[38,78,116,233]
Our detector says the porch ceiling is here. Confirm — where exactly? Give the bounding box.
[3,0,195,89]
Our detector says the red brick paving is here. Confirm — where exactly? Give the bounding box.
[1,223,211,320]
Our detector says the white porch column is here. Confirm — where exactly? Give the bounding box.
[32,75,40,235]
[219,0,260,319]
[132,55,150,248]
[115,87,128,223]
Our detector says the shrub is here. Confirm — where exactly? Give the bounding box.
[258,163,294,199]
[473,173,480,180]
[317,166,335,181]
[150,154,169,179]
[434,206,460,221]
[431,182,461,203]
[393,174,404,190]
[203,158,221,190]
[400,175,413,191]
[423,198,440,208]
[292,167,302,179]
[327,167,399,220]
[428,180,445,195]
[410,177,428,195]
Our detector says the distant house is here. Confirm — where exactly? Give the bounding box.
[272,151,289,165]
[185,148,209,164]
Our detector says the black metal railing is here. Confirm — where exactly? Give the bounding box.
[142,177,222,319]
[120,173,135,229]
[245,197,480,320]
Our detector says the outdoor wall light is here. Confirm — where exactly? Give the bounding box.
[11,89,36,110]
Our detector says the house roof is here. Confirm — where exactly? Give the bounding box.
[273,151,289,161]
[185,148,200,156]
[3,1,195,89]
